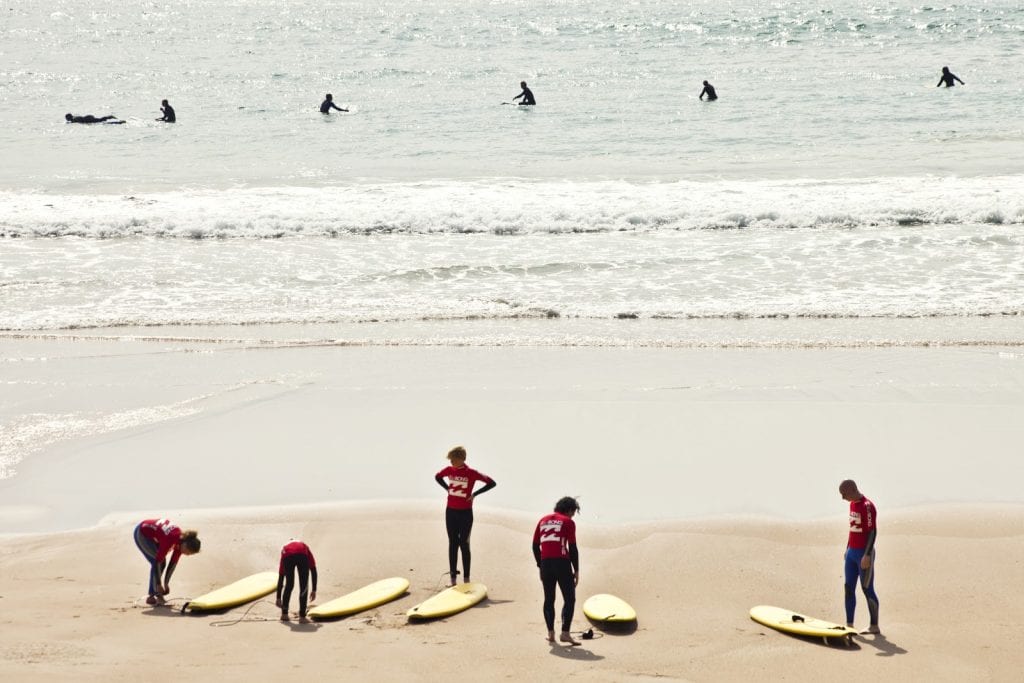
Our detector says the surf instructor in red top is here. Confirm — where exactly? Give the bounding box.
[840,479,880,634]
[435,446,496,586]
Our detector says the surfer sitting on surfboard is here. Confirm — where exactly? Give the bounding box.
[277,539,318,622]
[512,81,536,106]
[435,446,497,587]
[133,518,201,605]
[532,496,581,646]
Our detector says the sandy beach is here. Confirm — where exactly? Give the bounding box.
[2,332,1023,680]
[1,502,1021,682]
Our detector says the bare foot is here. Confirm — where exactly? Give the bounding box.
[280,613,290,622]
[298,615,309,623]
[559,632,581,646]
[863,625,881,635]
[153,594,166,605]
[145,595,157,606]
[546,631,556,643]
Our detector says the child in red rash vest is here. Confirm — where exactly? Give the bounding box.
[434,446,497,586]
[133,518,200,605]
[277,539,318,622]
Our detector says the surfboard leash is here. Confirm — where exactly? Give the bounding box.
[207,600,282,627]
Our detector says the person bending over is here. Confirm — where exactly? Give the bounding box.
[133,518,201,605]
[277,539,318,622]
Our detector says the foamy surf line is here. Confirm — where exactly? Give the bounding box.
[2,175,1023,237]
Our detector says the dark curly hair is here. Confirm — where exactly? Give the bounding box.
[553,496,580,515]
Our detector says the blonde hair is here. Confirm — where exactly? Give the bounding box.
[447,446,467,462]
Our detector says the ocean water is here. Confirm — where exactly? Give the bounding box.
[2,0,1024,340]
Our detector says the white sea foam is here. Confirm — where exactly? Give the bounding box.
[2,175,1022,239]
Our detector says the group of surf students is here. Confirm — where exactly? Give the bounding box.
[132,445,880,643]
[67,66,965,127]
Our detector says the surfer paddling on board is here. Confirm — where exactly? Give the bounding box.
[277,539,318,622]
[512,81,536,106]
[936,66,964,88]
[133,518,200,605]
[65,113,125,124]
[840,480,881,634]
[532,496,581,646]
[319,93,348,113]
[435,446,497,586]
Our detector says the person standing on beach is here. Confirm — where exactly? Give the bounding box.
[936,66,964,88]
[133,518,200,605]
[319,93,348,113]
[512,81,536,106]
[840,479,880,634]
[699,80,718,101]
[276,539,317,622]
[532,496,581,646]
[434,446,496,586]
[156,99,176,123]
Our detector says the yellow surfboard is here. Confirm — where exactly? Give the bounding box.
[583,593,637,622]
[184,571,278,612]
[407,582,487,620]
[749,605,857,642]
[308,577,410,620]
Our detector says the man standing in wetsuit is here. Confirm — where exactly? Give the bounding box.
[937,66,965,88]
[157,99,176,123]
[320,93,348,113]
[512,81,536,106]
[532,496,581,646]
[65,113,124,124]
[699,80,718,101]
[277,539,318,622]
[840,479,880,634]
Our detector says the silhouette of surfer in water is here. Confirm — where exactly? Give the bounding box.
[512,81,536,106]
[936,66,964,88]
[65,113,125,124]
[319,93,348,113]
[156,99,176,123]
[699,80,718,101]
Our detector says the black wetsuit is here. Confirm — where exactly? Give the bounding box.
[159,104,176,122]
[700,84,718,101]
[320,99,344,113]
[514,87,536,106]
[66,114,123,124]
[435,473,496,582]
[937,71,964,88]
[277,554,318,618]
[533,544,579,632]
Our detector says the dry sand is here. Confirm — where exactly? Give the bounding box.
[2,335,1024,680]
[1,502,1021,682]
